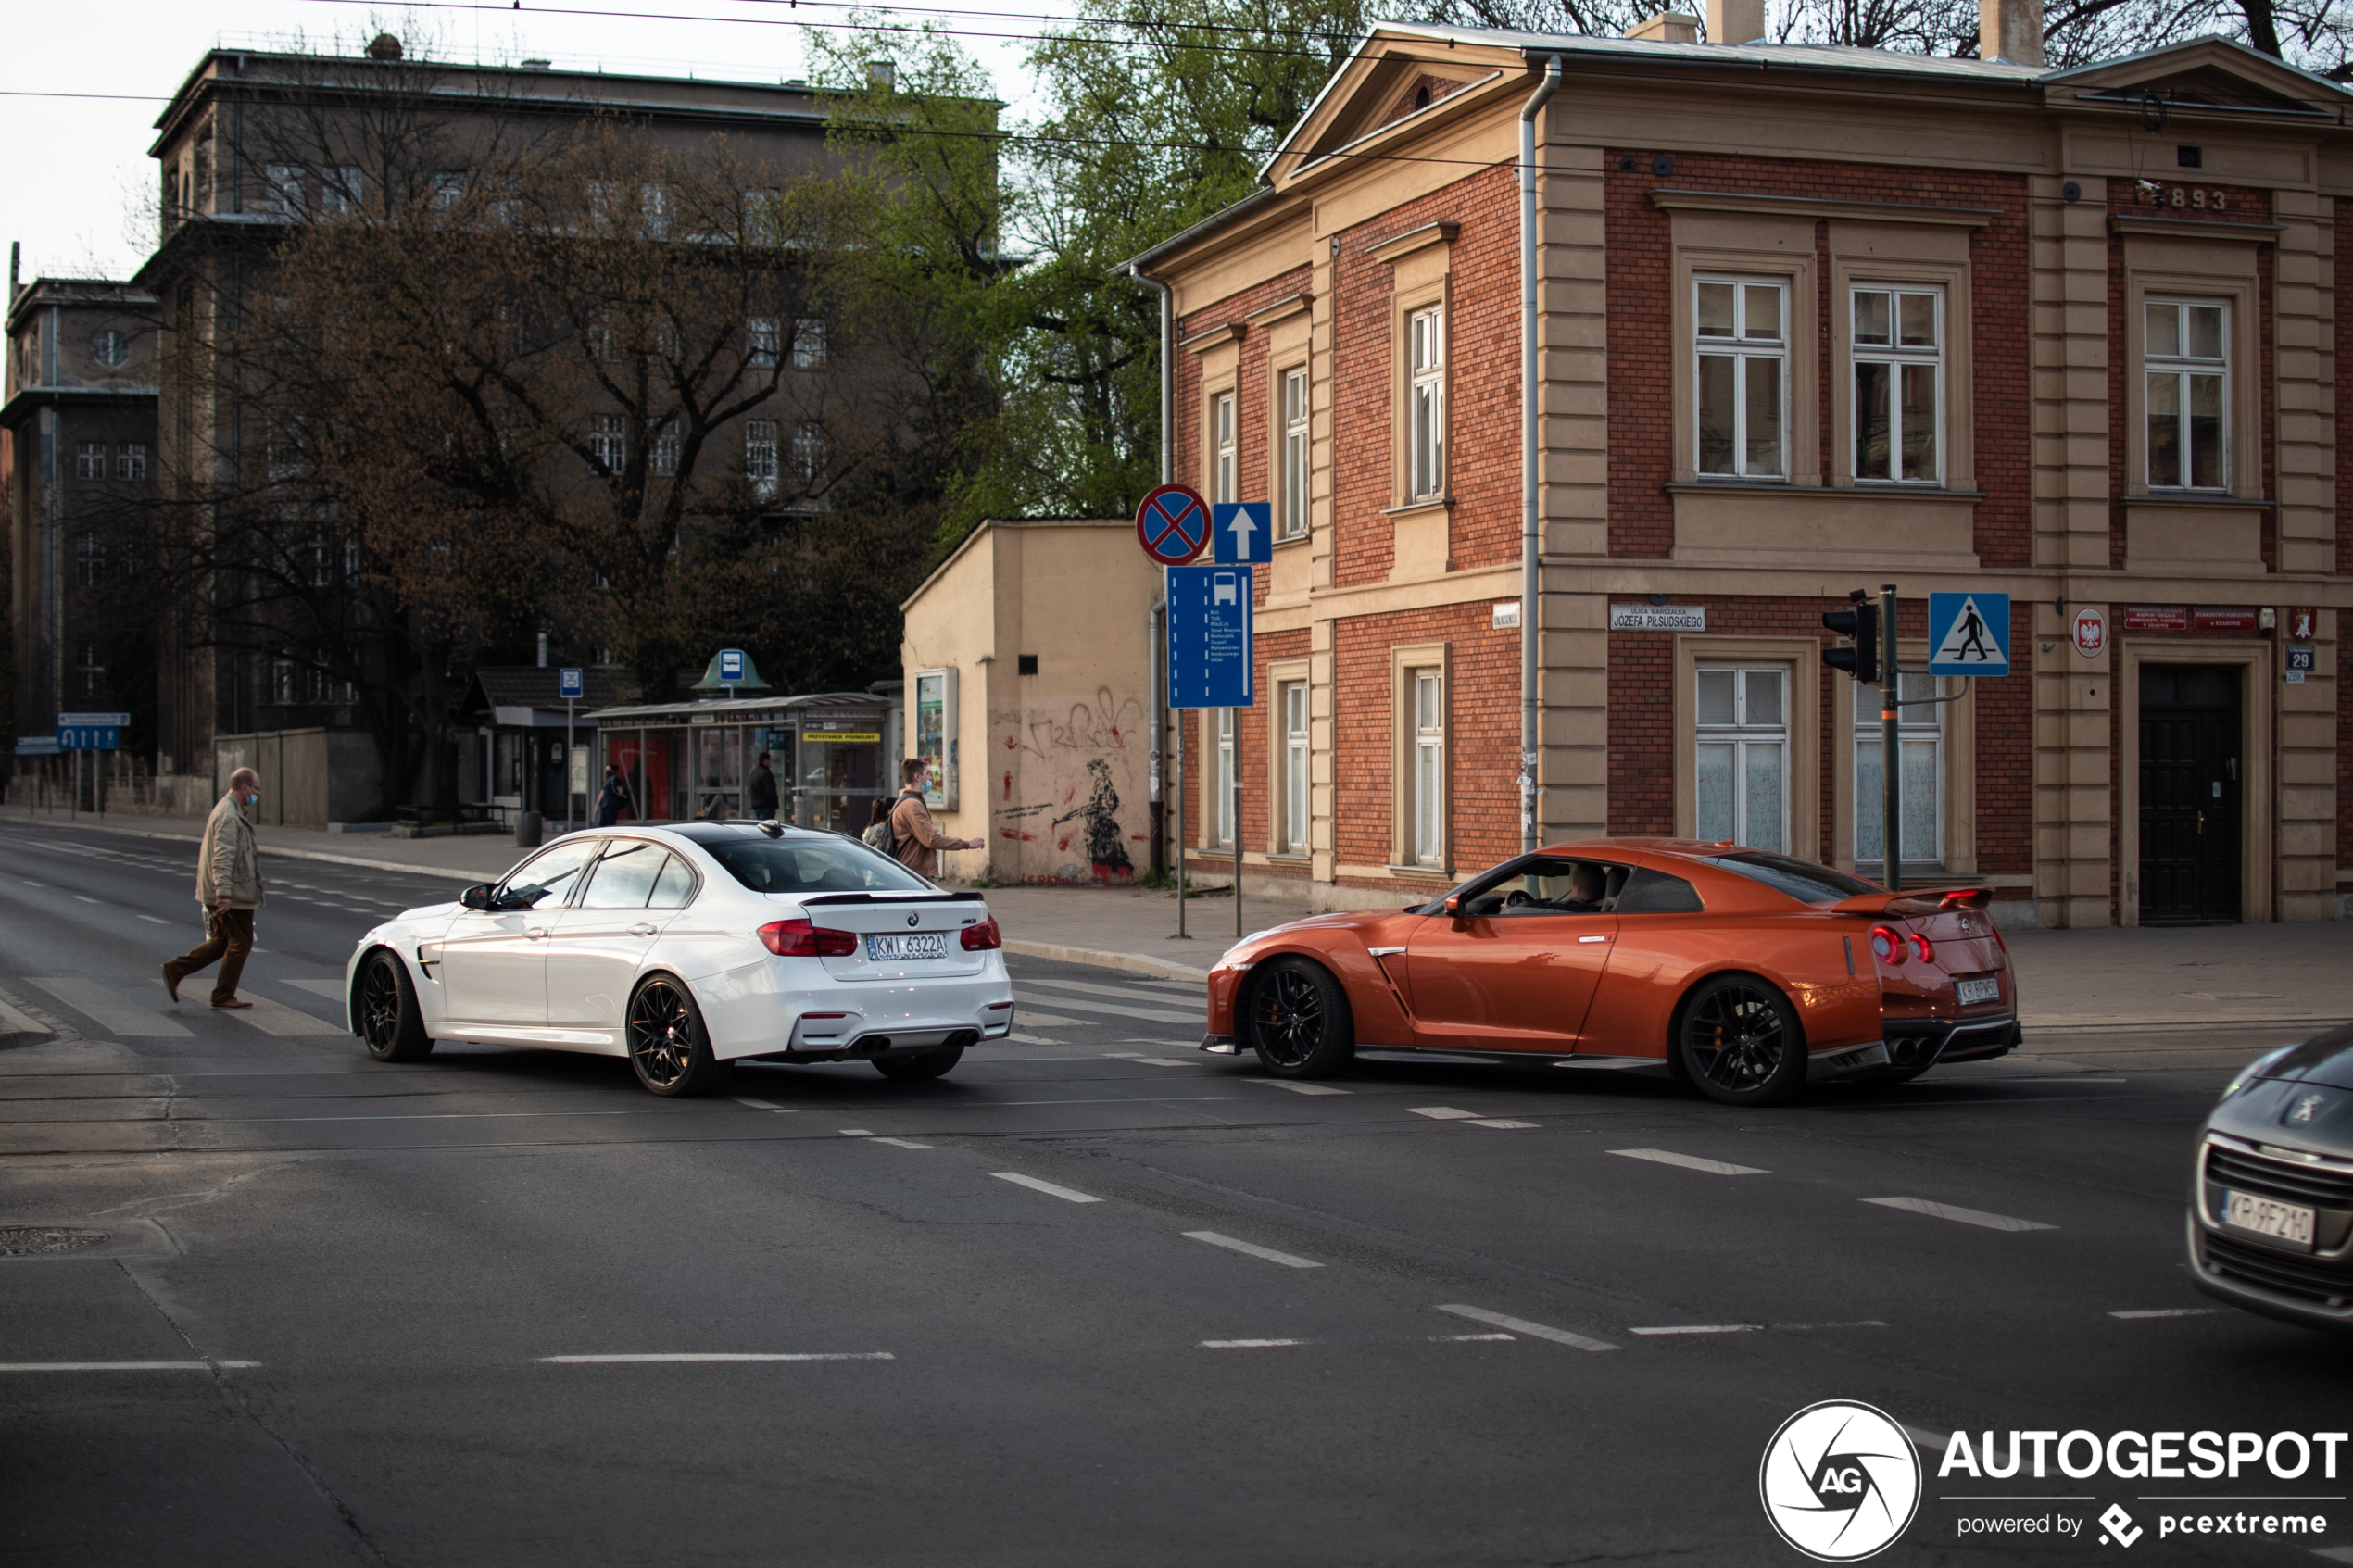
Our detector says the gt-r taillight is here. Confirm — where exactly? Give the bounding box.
[1908,932,1935,964]
[961,917,1002,951]
[1869,924,1904,965]
[759,918,858,958]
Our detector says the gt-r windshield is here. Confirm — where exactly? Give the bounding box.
[704,837,932,896]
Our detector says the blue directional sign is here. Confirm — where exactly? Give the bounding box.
[1213,502,1271,565]
[1927,593,2009,677]
[559,667,585,700]
[1135,483,1211,567]
[717,648,746,684]
[1167,564,1254,709]
[57,724,120,751]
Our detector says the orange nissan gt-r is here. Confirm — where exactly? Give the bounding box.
[1201,840,2020,1106]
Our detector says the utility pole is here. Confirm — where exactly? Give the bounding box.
[1880,583,1901,893]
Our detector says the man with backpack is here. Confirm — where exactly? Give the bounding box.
[887,758,983,878]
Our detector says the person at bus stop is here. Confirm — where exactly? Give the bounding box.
[888,759,983,878]
[748,751,780,820]
[161,767,266,1009]
[595,763,634,827]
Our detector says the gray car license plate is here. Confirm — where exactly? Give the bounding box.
[867,932,946,961]
[1956,976,2000,1005]
[2222,1189,2316,1249]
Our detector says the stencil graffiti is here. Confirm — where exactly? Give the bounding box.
[1053,759,1133,881]
[988,690,1147,884]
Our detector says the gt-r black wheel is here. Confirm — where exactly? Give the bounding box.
[358,950,433,1062]
[1675,973,1803,1106]
[1246,959,1354,1079]
[874,1046,964,1081]
[627,975,731,1098]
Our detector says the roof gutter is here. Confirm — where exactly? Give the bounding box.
[1519,53,1560,855]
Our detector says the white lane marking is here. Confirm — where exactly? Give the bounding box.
[2110,1307,2223,1320]
[989,1172,1102,1204]
[0,1361,260,1372]
[839,1129,874,1136]
[1008,1033,1064,1045]
[1863,1196,2055,1232]
[218,995,344,1037]
[136,915,170,925]
[1010,993,1204,1025]
[1009,1012,1084,1027]
[279,978,347,999]
[1407,1107,1479,1120]
[1435,1304,1619,1352]
[27,978,191,1037]
[1774,1320,1889,1331]
[1110,1056,1194,1068]
[19,880,44,886]
[1609,1148,1768,1176]
[0,998,53,1035]
[72,896,101,905]
[1434,1333,1515,1342]
[1183,1231,1323,1269]
[868,1136,933,1149]
[540,1352,892,1364]
[1468,1119,1539,1129]
[1241,1078,1353,1095]
[1200,1339,1304,1348]
[1629,1323,1762,1336]
[730,1096,797,1112]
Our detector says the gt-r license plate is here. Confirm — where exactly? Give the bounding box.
[1955,977,2001,1005]
[2222,1189,2316,1249]
[866,933,946,961]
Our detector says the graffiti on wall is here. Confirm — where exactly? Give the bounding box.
[990,689,1151,884]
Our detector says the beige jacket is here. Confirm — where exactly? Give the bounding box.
[195,793,266,910]
[888,788,959,878]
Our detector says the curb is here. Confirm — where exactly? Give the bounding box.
[1000,940,1213,985]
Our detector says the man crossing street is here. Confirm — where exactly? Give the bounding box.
[162,768,267,1009]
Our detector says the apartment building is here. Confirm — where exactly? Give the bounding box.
[1125,5,2351,926]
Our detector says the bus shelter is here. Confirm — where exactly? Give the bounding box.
[589,690,900,834]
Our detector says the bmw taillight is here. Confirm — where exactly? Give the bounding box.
[1869,924,1904,964]
[961,917,1002,951]
[759,918,858,958]
[1908,932,1935,964]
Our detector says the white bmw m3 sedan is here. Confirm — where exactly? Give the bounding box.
[343,822,1014,1096]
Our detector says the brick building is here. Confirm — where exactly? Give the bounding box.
[1126,5,2352,926]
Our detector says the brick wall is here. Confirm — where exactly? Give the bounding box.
[1174,263,1315,596]
[1604,152,2033,561]
[2338,199,2351,879]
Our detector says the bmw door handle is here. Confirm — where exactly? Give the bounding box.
[526,927,550,940]
[628,923,659,937]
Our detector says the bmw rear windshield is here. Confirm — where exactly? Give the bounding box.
[702,836,932,896]
[1703,852,1880,905]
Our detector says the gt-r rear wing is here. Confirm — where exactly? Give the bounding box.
[1826,887,1991,918]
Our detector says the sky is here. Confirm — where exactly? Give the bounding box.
[2,0,1066,283]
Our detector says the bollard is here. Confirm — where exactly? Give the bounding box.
[515,810,543,848]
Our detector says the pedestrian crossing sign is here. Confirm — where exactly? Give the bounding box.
[1927,593,2009,677]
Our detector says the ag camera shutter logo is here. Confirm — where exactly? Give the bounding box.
[1759,1400,1921,1561]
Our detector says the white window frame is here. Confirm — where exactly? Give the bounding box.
[792,318,827,370]
[1409,668,1445,866]
[264,164,302,218]
[76,533,103,587]
[793,420,824,486]
[748,317,780,370]
[1694,664,1790,853]
[1279,367,1309,539]
[1214,707,1236,848]
[1212,393,1236,505]
[745,420,779,499]
[75,442,105,480]
[321,166,362,215]
[1279,681,1309,853]
[116,443,146,481]
[1850,283,1944,485]
[1853,669,1944,872]
[649,429,677,477]
[1408,307,1445,500]
[1693,276,1787,480]
[590,414,625,474]
[2145,296,2230,492]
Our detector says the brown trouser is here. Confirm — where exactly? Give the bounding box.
[165,908,255,1007]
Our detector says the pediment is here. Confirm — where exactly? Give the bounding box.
[1263,29,1520,188]
[2051,38,2347,118]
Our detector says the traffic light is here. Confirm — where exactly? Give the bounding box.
[1822,595,1880,684]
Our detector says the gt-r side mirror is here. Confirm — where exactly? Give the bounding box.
[1443,895,1465,923]
[459,884,495,911]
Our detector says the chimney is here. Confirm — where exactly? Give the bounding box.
[366,32,403,62]
[1979,0,2044,65]
[1626,11,1702,43]
[1707,0,1767,43]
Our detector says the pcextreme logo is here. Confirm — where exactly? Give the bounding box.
[1759,1400,1923,1561]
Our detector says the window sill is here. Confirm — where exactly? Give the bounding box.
[1273,529,1313,549]
[1386,863,1453,880]
[1264,853,1312,865]
[1667,481,1987,502]
[2121,491,2271,511]
[1384,496,1452,520]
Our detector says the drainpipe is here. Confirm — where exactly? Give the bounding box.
[1519,55,1561,855]
[1130,264,1180,907]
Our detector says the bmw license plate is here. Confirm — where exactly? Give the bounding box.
[866,932,946,961]
[2223,1189,2316,1249]
[1955,976,2001,1005]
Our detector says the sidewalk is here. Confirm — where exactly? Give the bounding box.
[3,804,515,883]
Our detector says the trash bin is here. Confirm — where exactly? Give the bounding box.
[515,810,543,848]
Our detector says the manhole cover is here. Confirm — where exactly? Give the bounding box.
[0,1226,109,1257]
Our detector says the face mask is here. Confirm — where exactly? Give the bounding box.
[246,793,260,806]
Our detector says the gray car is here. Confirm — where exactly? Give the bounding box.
[2189,1022,2353,1332]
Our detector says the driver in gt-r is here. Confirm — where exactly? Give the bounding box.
[1558,863,1606,914]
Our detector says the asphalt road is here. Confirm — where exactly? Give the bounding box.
[2,819,2349,1566]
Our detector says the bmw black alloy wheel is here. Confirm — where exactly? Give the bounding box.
[360,957,404,1052]
[1251,967,1326,1069]
[628,979,696,1089]
[1684,982,1786,1093]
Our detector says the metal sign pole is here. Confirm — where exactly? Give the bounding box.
[1234,769,1242,938]
[1176,696,1187,940]
[1881,583,1901,894]
[566,697,575,834]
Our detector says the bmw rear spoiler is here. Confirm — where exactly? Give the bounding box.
[1827,887,1991,917]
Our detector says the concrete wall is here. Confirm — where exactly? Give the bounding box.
[212,729,379,830]
[901,520,1163,884]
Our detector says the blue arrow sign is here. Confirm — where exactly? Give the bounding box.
[1927,593,2009,676]
[57,724,120,751]
[559,667,585,700]
[1213,502,1271,565]
[1167,564,1253,709]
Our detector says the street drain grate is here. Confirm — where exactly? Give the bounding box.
[0,1226,109,1257]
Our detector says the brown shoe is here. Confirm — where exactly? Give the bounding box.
[211,998,253,1010]
[161,967,180,1004]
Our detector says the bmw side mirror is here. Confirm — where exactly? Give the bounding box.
[459,884,494,911]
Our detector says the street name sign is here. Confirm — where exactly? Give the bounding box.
[1212,502,1271,565]
[1927,593,2009,676]
[1135,483,1211,566]
[1166,564,1253,709]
